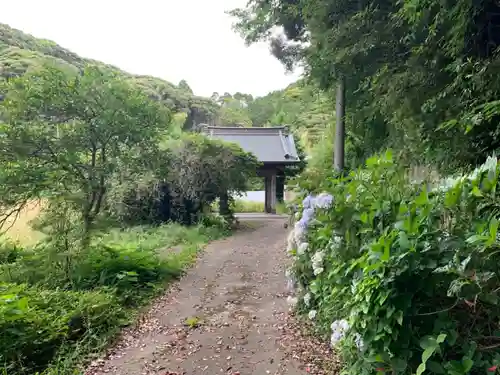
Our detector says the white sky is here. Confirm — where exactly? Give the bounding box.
[1,0,303,98]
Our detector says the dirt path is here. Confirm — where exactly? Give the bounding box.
[86,219,314,375]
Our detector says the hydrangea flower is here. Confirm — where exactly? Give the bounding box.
[303,292,311,307]
[297,242,309,255]
[293,223,306,243]
[314,193,334,209]
[354,333,364,351]
[308,310,317,320]
[330,319,350,347]
[329,235,342,250]
[286,230,297,255]
[311,250,325,275]
[297,208,315,229]
[302,195,314,209]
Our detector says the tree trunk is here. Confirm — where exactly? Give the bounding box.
[219,191,231,218]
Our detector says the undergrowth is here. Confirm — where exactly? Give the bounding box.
[0,222,227,375]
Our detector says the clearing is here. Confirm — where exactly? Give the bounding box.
[85,217,333,375]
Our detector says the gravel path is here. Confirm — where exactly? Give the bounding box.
[86,219,337,375]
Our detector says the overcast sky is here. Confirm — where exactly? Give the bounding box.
[1,0,303,97]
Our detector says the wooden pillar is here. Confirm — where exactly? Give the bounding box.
[270,173,277,213]
[264,176,270,213]
[264,171,277,214]
[276,175,285,203]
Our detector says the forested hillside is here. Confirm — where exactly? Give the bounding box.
[0,23,219,131]
[211,81,334,151]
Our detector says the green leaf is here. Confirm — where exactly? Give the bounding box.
[420,336,437,350]
[471,186,483,197]
[415,188,429,206]
[489,218,499,242]
[426,361,445,374]
[436,333,447,344]
[465,234,487,245]
[398,231,410,250]
[395,310,403,325]
[422,347,436,363]
[462,358,473,372]
[390,358,407,371]
[416,362,426,375]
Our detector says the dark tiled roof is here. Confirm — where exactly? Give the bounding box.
[202,126,300,163]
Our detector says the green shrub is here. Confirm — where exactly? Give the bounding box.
[69,243,179,305]
[0,239,23,264]
[288,151,500,375]
[0,283,126,375]
[108,134,259,226]
[0,222,226,374]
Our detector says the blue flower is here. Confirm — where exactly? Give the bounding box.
[314,193,333,209]
[302,195,315,209]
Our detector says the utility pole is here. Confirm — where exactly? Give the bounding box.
[334,77,345,172]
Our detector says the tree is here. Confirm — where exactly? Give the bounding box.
[217,96,253,127]
[178,79,193,94]
[230,0,500,171]
[0,63,170,241]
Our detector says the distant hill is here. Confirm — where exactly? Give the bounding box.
[0,23,219,130]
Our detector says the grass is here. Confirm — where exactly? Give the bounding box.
[0,221,228,375]
[232,199,289,214]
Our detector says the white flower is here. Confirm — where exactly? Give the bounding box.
[311,250,325,275]
[330,319,350,347]
[354,333,364,351]
[297,242,309,255]
[303,292,311,307]
[294,223,306,243]
[286,230,297,255]
[308,310,317,320]
[311,250,325,263]
[313,266,324,275]
[330,332,343,347]
[332,235,342,246]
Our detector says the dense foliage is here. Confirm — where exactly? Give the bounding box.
[0,24,261,374]
[231,0,500,172]
[109,134,259,226]
[287,153,500,375]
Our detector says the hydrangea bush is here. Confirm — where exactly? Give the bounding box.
[286,150,500,375]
